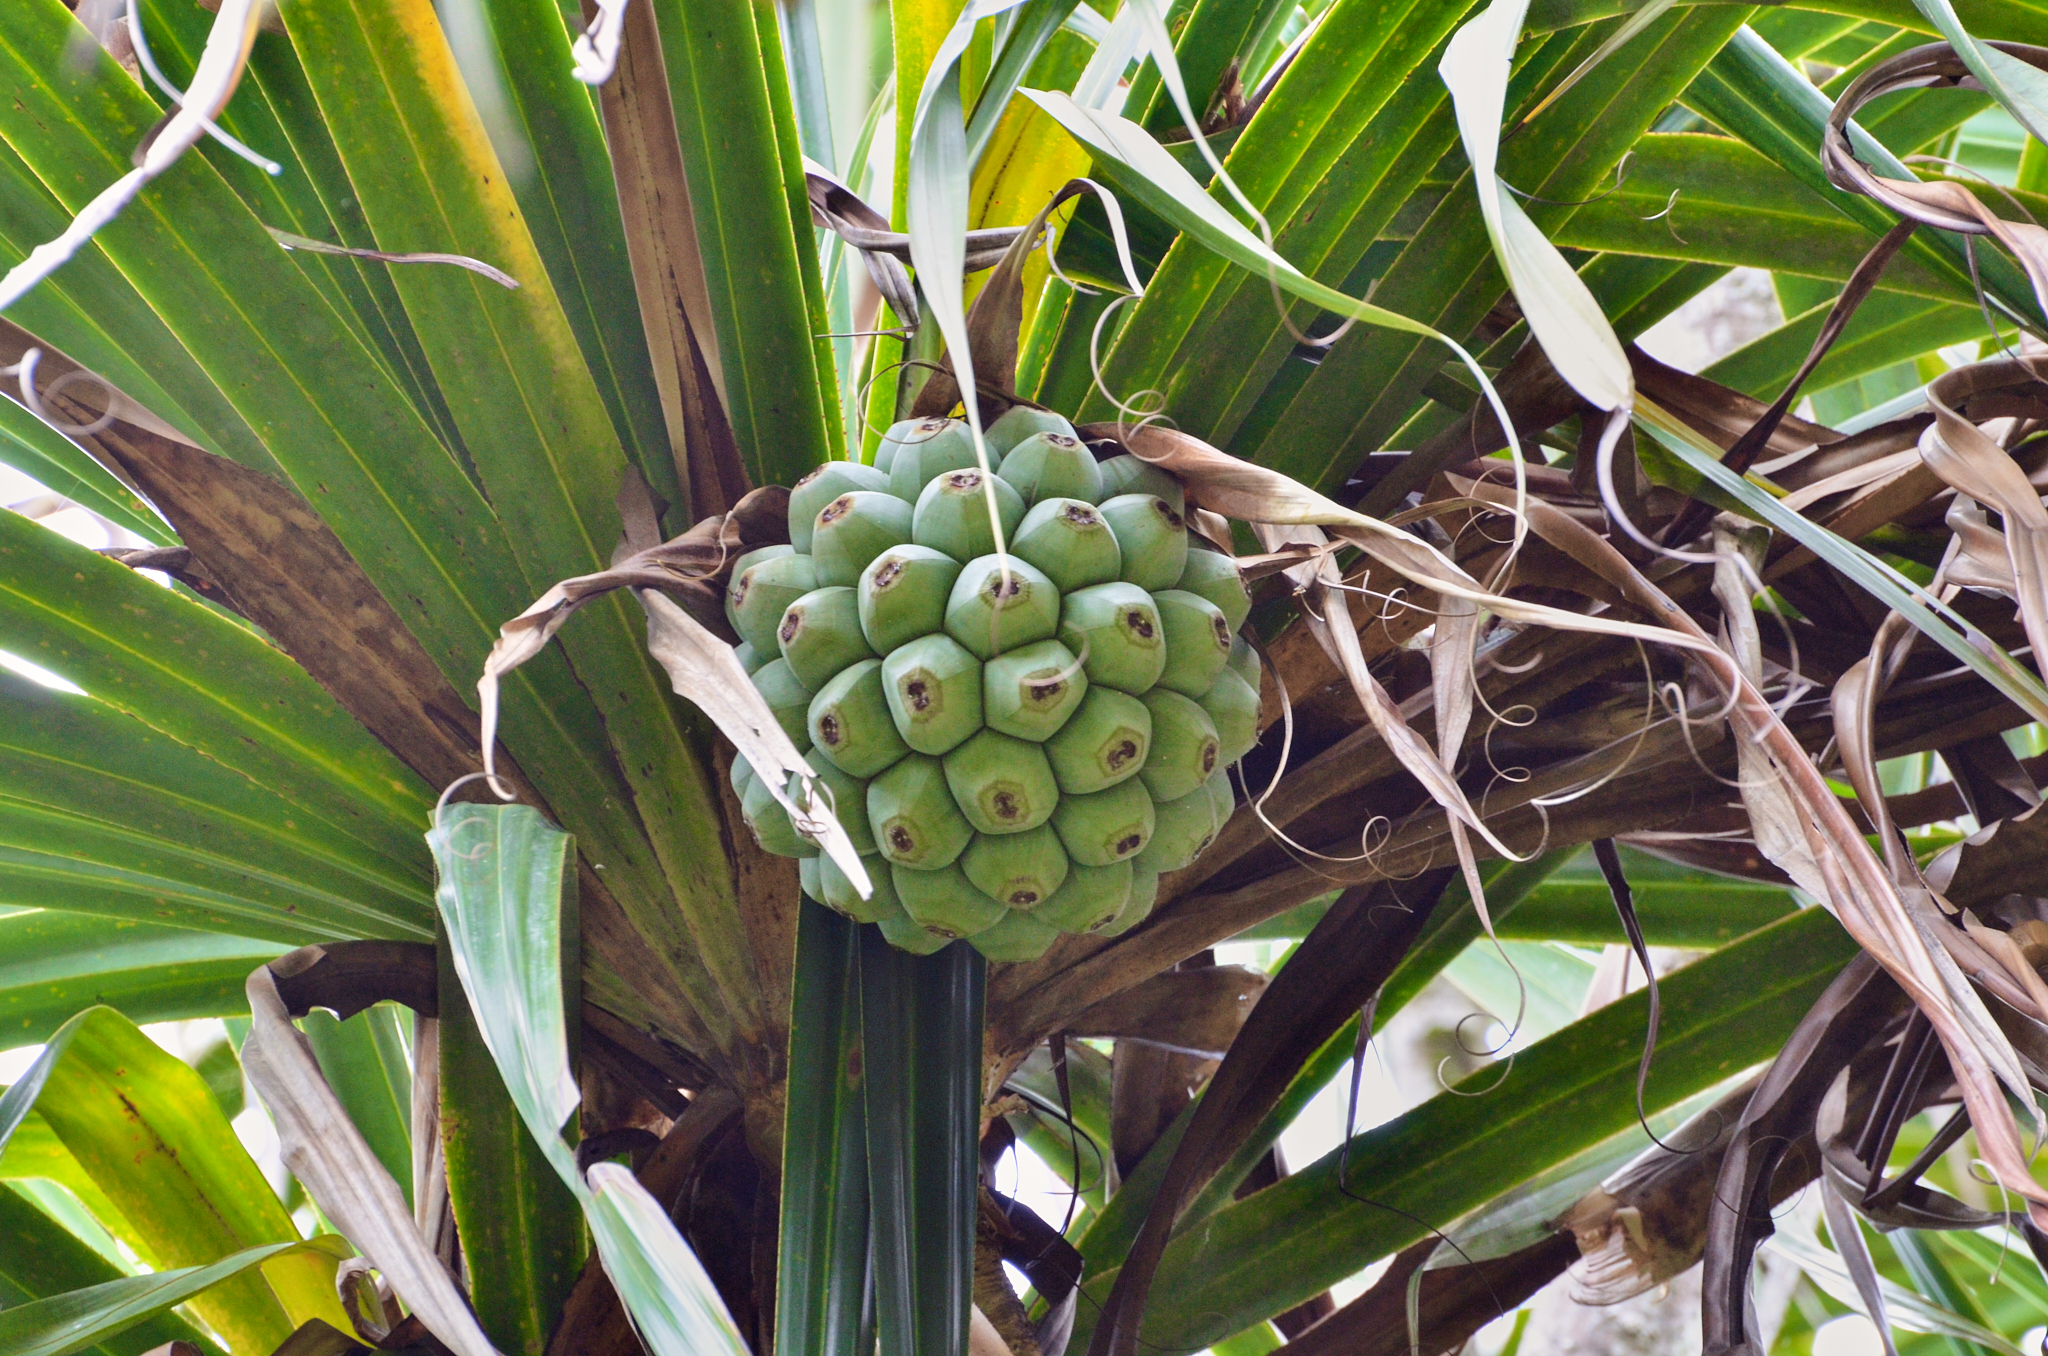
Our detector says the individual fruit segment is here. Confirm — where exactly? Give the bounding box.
[872,417,939,476]
[819,852,899,924]
[730,552,819,652]
[1098,493,1189,591]
[813,491,913,587]
[876,906,953,954]
[912,468,1025,562]
[790,460,890,551]
[1200,669,1260,767]
[1057,582,1164,694]
[944,730,1058,834]
[944,555,1060,660]
[997,432,1102,505]
[729,751,757,801]
[777,586,876,690]
[1139,781,1219,873]
[1226,634,1261,689]
[881,634,984,755]
[894,861,1007,938]
[1203,766,1235,830]
[961,824,1070,909]
[735,639,768,674]
[1151,589,1233,698]
[1097,454,1186,513]
[742,770,817,857]
[1177,548,1253,631]
[1050,778,1155,866]
[1137,689,1220,800]
[800,854,822,899]
[752,658,816,747]
[969,908,1060,962]
[1032,859,1133,933]
[986,404,1077,455]
[1099,865,1161,935]
[885,418,979,502]
[808,659,910,777]
[1043,686,1151,793]
[868,753,974,870]
[983,639,1087,741]
[799,758,874,855]
[1012,498,1121,592]
[858,545,962,652]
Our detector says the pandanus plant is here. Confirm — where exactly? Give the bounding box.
[11,0,2048,1353]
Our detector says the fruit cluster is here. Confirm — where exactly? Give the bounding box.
[727,408,1258,961]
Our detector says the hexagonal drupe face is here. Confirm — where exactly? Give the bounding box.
[985,405,1076,457]
[944,555,1060,661]
[729,551,818,654]
[1050,778,1155,867]
[777,586,876,691]
[1043,686,1151,795]
[1137,780,1219,873]
[789,460,889,552]
[998,432,1102,506]
[1032,859,1133,933]
[1098,493,1188,592]
[867,754,973,870]
[1176,548,1252,631]
[968,908,1060,961]
[807,659,910,778]
[1137,687,1219,802]
[1012,497,1121,593]
[912,468,1024,563]
[885,418,979,503]
[983,639,1087,742]
[1150,589,1233,698]
[858,544,962,653]
[1057,582,1164,695]
[943,729,1058,834]
[893,860,1006,938]
[961,824,1070,909]
[880,633,984,755]
[813,491,912,587]
[1097,455,1185,513]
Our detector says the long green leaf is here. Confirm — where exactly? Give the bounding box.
[777,900,871,1356]
[0,398,171,544]
[301,1003,414,1209]
[1069,905,1861,1351]
[0,1008,350,1350]
[0,1186,224,1356]
[1704,289,1997,398]
[427,802,752,1356]
[0,912,283,1048]
[0,1111,137,1253]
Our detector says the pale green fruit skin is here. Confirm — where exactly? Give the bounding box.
[1137,688,1220,801]
[944,729,1059,834]
[961,824,1070,909]
[1097,455,1186,513]
[800,854,822,899]
[944,555,1061,660]
[1043,686,1151,794]
[1199,668,1260,767]
[743,770,817,858]
[1204,766,1235,830]
[1050,778,1155,866]
[801,758,874,855]
[820,852,900,924]
[1098,494,1189,591]
[894,861,1007,938]
[752,658,816,748]
[912,468,1025,562]
[858,544,962,652]
[886,418,979,502]
[983,638,1087,742]
[1138,781,1220,873]
[790,460,890,551]
[1151,589,1234,698]
[868,753,973,870]
[777,586,877,690]
[997,432,1103,505]
[969,908,1060,961]
[881,633,984,755]
[1226,634,1261,688]
[1177,548,1252,631]
[1098,865,1161,935]
[1057,582,1164,694]
[730,552,819,652]
[735,639,768,675]
[986,405,1076,455]
[729,750,757,801]
[1012,498,1120,592]
[873,417,943,476]
[725,544,794,637]
[813,491,913,587]
[1032,859,1133,933]
[877,907,953,954]
[807,658,910,777]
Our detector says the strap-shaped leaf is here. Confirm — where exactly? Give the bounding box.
[0,911,284,1047]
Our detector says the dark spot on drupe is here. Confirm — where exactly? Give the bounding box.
[821,496,853,524]
[780,611,802,643]
[1107,739,1138,770]
[991,790,1022,820]
[890,825,915,851]
[1115,833,1142,855]
[1201,743,1218,774]
[1125,610,1155,639]
[819,714,843,745]
[945,470,982,490]
[874,559,905,589]
[906,678,932,711]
